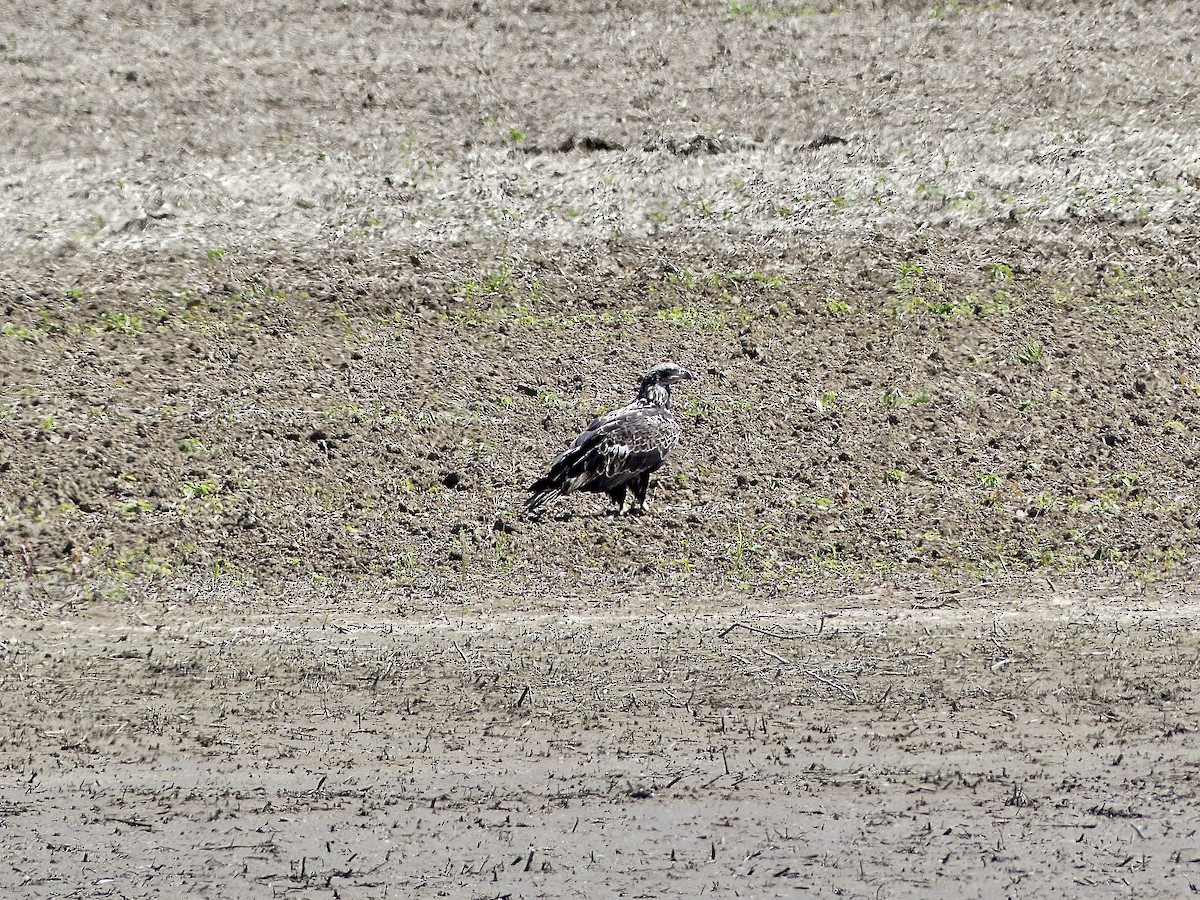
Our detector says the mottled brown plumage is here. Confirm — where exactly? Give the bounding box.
[525,363,694,515]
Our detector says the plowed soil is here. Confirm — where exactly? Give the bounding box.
[3,1,1200,896]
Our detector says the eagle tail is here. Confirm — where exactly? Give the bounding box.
[525,445,593,512]
[524,482,562,513]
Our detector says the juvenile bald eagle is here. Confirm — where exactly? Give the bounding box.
[525,362,694,515]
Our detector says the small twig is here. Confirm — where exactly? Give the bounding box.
[914,594,964,610]
[720,621,813,640]
[105,816,152,830]
[760,648,791,666]
[201,840,277,851]
[367,660,393,689]
[802,669,859,702]
[21,542,36,580]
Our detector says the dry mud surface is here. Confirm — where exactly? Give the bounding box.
[3,583,1200,899]
[3,0,1200,896]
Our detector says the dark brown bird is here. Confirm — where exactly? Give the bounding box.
[525,363,694,515]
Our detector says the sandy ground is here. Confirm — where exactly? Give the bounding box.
[5,581,1200,898]
[3,0,1200,896]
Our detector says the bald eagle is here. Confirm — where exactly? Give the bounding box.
[525,363,694,515]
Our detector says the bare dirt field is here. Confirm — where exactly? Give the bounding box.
[3,0,1200,896]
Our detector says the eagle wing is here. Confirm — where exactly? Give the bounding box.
[526,403,681,510]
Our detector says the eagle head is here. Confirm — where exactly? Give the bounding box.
[641,362,694,387]
[637,362,694,406]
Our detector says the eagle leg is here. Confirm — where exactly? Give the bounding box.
[606,483,628,515]
[630,472,651,512]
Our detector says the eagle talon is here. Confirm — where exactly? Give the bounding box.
[524,363,694,517]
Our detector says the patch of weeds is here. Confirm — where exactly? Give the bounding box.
[206,247,226,260]
[947,190,984,213]
[883,389,933,408]
[656,554,695,574]
[506,126,526,144]
[323,403,364,420]
[663,269,699,287]
[330,305,359,339]
[1108,472,1140,490]
[889,261,946,313]
[459,258,518,301]
[889,258,1016,318]
[180,478,221,499]
[819,390,839,412]
[884,469,908,484]
[728,0,832,15]
[233,284,285,304]
[791,494,834,510]
[113,472,139,491]
[492,529,517,569]
[1090,264,1155,312]
[1031,491,1061,511]
[177,437,208,455]
[450,531,472,573]
[306,483,338,513]
[654,305,729,329]
[507,303,546,325]
[679,396,709,420]
[823,295,852,316]
[979,472,1006,505]
[1135,546,1188,579]
[93,310,144,335]
[92,542,173,579]
[725,524,777,582]
[1015,341,1044,365]
[987,261,1014,282]
[210,558,237,582]
[116,499,154,517]
[2,322,47,341]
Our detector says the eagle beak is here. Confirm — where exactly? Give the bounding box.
[677,369,695,382]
